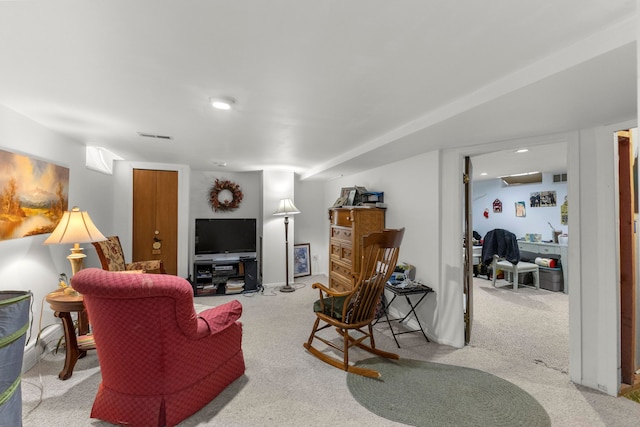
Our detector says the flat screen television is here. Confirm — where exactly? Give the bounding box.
[195,218,257,258]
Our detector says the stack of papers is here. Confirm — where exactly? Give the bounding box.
[226,279,244,294]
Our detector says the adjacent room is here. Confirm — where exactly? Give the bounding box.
[470,141,570,374]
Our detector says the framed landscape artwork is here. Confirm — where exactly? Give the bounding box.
[0,148,69,241]
[293,243,311,277]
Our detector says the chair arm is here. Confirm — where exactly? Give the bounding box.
[311,282,351,314]
[311,282,350,298]
[126,260,166,273]
[196,300,243,338]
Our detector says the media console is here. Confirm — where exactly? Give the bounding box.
[192,257,258,297]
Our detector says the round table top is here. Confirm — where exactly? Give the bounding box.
[46,290,85,312]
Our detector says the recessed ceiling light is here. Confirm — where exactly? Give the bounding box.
[210,97,235,110]
[515,148,529,153]
[480,172,488,176]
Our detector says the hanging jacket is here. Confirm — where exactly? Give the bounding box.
[481,228,520,266]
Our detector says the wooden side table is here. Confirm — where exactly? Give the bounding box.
[45,290,94,380]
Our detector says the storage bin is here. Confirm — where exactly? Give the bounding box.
[539,266,564,292]
[0,291,32,427]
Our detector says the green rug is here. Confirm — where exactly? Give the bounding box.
[622,388,640,403]
[347,357,551,427]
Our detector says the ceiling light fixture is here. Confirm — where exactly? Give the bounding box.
[515,148,529,153]
[210,97,235,110]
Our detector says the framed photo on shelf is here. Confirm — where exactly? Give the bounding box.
[346,189,357,206]
[340,186,355,198]
[293,243,311,277]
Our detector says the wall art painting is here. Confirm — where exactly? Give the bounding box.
[293,243,311,277]
[515,201,526,217]
[0,148,69,241]
[493,198,502,213]
[529,191,557,207]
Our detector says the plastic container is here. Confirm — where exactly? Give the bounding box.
[0,291,32,427]
[539,267,564,292]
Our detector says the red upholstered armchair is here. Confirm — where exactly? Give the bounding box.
[71,268,245,427]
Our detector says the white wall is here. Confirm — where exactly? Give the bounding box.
[0,104,115,370]
[294,177,327,277]
[472,173,568,241]
[188,170,261,277]
[322,151,442,341]
[262,170,296,285]
[568,122,636,395]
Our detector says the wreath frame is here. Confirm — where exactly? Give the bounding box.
[209,179,243,212]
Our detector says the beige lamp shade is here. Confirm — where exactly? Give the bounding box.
[273,198,300,216]
[44,206,107,277]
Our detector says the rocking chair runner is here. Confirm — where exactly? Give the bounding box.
[304,228,405,378]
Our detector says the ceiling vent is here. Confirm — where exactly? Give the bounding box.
[500,172,542,186]
[137,132,173,140]
[553,173,568,183]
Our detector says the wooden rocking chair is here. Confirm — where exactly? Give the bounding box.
[303,228,404,378]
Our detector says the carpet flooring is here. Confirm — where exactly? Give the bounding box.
[470,276,569,374]
[347,357,551,427]
[20,274,640,426]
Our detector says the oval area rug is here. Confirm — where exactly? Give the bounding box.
[347,357,551,427]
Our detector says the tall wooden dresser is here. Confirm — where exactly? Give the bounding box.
[328,207,386,291]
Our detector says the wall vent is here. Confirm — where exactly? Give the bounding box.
[553,173,568,183]
[137,132,173,140]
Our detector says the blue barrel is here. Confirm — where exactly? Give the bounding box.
[0,291,32,427]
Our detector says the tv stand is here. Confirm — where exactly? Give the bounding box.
[192,257,258,296]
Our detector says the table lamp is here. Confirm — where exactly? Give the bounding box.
[44,206,107,279]
[273,198,300,292]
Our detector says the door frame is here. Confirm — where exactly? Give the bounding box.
[112,161,191,278]
[617,129,638,387]
[441,132,578,355]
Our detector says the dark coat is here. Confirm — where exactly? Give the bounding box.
[481,229,521,266]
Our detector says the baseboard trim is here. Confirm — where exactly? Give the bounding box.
[22,324,62,374]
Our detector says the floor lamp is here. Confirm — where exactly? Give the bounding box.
[274,198,300,292]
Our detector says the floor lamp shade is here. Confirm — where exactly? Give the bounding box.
[44,206,107,276]
[273,199,300,292]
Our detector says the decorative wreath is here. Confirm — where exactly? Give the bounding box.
[209,179,243,212]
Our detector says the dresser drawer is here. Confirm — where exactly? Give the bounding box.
[538,246,557,255]
[330,209,354,227]
[331,226,353,242]
[330,241,353,263]
[330,259,352,279]
[518,242,560,255]
[329,271,353,292]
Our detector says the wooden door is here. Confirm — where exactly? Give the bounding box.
[464,156,474,344]
[618,131,637,386]
[133,169,178,275]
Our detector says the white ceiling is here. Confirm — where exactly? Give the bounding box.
[0,1,636,181]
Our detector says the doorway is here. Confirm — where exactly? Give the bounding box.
[617,128,638,389]
[132,169,178,275]
[466,142,570,373]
